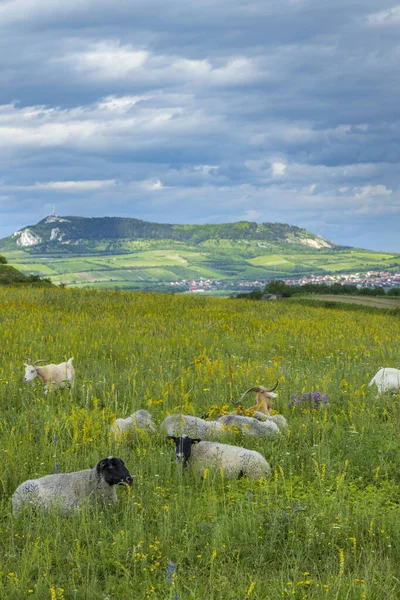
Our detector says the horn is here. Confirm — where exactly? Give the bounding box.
[23,358,32,364]
[235,386,262,406]
[33,359,49,366]
[264,381,279,393]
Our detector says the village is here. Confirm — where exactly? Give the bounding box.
[170,270,400,293]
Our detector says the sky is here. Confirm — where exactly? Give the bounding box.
[0,0,399,252]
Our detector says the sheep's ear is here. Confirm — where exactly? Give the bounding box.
[192,439,201,445]
[98,459,109,470]
[167,436,177,443]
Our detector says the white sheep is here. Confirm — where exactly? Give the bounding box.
[12,457,133,514]
[161,414,223,440]
[111,409,157,441]
[252,411,288,431]
[217,414,280,436]
[23,357,75,393]
[369,367,400,395]
[168,435,271,479]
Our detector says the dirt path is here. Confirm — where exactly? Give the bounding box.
[297,295,400,309]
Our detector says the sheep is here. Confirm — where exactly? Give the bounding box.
[251,411,288,431]
[369,367,400,396]
[23,357,75,393]
[168,435,271,479]
[161,414,223,440]
[111,409,157,441]
[12,457,133,514]
[217,414,280,436]
[235,382,279,415]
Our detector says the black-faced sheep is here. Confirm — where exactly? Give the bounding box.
[12,457,133,513]
[168,435,271,479]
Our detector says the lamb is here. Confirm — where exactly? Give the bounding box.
[161,414,223,440]
[369,367,400,395]
[111,409,157,441]
[217,414,280,436]
[168,435,271,479]
[23,357,75,393]
[12,457,133,514]
[235,382,279,415]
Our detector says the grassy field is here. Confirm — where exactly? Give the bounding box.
[1,287,400,598]
[2,241,400,291]
[294,295,400,310]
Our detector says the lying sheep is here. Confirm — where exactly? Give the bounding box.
[218,414,280,436]
[369,367,400,396]
[168,435,271,479]
[161,414,222,440]
[235,382,279,415]
[252,411,288,431]
[23,357,75,393]
[111,409,156,441]
[12,457,133,514]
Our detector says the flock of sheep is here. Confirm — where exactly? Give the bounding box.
[13,358,400,515]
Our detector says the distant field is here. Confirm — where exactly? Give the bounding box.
[293,294,400,309]
[2,242,400,290]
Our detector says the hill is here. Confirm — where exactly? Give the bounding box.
[0,215,399,291]
[0,215,334,252]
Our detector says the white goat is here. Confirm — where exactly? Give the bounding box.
[369,367,400,395]
[168,435,271,479]
[23,357,75,393]
[161,414,222,440]
[111,409,157,441]
[12,457,133,514]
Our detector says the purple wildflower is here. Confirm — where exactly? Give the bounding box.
[167,561,177,584]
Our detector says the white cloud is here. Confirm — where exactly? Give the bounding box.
[141,179,165,191]
[58,40,267,87]
[271,161,286,177]
[4,180,117,192]
[354,184,392,199]
[366,5,400,26]
[65,41,149,80]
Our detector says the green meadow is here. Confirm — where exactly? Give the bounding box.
[1,286,400,599]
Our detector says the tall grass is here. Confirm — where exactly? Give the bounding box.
[0,286,399,598]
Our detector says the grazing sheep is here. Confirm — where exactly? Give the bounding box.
[168,435,271,479]
[12,457,133,514]
[218,414,280,436]
[369,368,400,396]
[111,409,157,441]
[161,414,222,440]
[235,382,279,415]
[23,357,75,393]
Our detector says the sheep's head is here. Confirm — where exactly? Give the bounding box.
[96,457,133,486]
[168,435,201,466]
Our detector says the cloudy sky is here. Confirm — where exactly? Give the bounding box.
[0,0,399,251]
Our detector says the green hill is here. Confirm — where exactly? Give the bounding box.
[0,215,399,291]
